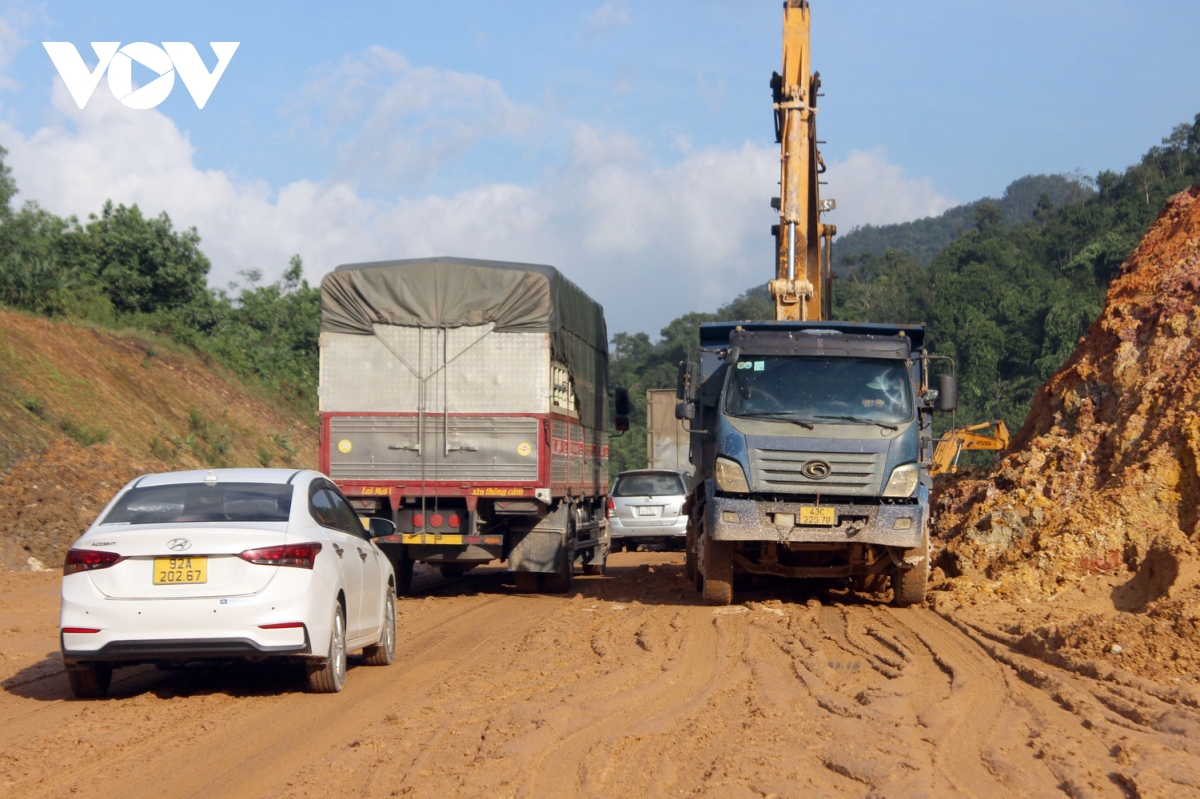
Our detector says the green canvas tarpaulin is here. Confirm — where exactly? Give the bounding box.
[320,257,610,429]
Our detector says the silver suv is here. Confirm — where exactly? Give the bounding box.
[607,469,688,552]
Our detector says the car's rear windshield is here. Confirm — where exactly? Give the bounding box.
[100,483,294,525]
[613,473,686,497]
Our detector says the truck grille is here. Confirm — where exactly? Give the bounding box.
[748,446,885,495]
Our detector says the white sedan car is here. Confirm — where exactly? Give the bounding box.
[60,468,396,697]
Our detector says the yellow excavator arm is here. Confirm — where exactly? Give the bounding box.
[931,420,1011,476]
[769,0,836,322]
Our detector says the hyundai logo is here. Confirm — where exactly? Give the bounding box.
[167,538,192,551]
[801,460,832,480]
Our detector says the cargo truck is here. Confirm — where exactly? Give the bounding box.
[318,257,622,594]
[645,389,692,476]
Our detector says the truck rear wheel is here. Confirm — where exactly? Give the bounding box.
[701,535,733,606]
[684,527,697,583]
[891,542,928,607]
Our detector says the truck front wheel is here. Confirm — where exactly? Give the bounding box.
[701,535,734,606]
[891,542,928,607]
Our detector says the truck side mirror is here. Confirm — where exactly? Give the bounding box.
[675,360,687,400]
[675,402,696,421]
[938,374,958,412]
[614,387,631,416]
[613,387,631,432]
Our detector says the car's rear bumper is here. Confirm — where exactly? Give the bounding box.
[60,570,329,663]
[62,636,310,663]
[609,518,687,539]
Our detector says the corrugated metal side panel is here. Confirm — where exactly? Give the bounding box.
[328,416,540,482]
[319,326,549,414]
[646,389,691,473]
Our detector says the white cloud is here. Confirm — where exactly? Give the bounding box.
[588,2,630,37]
[3,74,953,336]
[297,45,536,188]
[823,147,957,229]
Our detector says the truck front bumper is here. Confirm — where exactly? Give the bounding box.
[706,494,924,549]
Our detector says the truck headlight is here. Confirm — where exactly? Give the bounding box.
[715,456,750,493]
[882,463,920,497]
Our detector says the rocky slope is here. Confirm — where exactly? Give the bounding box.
[934,185,1200,677]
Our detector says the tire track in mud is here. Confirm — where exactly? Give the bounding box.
[4,557,1200,799]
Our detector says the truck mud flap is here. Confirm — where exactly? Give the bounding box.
[508,529,567,574]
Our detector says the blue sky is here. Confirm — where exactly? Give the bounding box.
[3,1,1199,335]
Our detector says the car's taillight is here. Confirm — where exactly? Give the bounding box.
[63,549,125,575]
[62,627,101,634]
[238,542,322,569]
[606,496,614,520]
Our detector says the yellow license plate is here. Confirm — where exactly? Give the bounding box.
[798,506,837,526]
[401,534,465,545]
[153,556,207,584]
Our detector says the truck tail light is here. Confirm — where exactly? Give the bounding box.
[64,549,125,575]
[239,542,322,569]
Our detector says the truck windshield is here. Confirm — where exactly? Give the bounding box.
[724,356,913,425]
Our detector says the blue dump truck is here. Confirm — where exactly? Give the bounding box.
[677,321,956,606]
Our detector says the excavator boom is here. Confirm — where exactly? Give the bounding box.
[931,420,1011,476]
[769,0,835,321]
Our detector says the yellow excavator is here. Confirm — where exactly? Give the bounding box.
[931,420,1011,476]
[768,0,836,320]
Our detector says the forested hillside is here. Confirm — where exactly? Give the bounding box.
[2,115,1198,479]
[608,114,1200,473]
[832,173,1095,272]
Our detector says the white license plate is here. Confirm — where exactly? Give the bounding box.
[636,506,659,517]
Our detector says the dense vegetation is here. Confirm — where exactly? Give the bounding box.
[831,173,1095,272]
[0,150,319,411]
[1,114,1198,476]
[608,113,1200,473]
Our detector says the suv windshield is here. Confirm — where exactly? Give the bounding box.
[613,473,686,497]
[725,356,914,425]
[101,483,294,525]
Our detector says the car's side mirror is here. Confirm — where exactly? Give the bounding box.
[938,374,958,413]
[367,517,396,539]
[675,401,696,421]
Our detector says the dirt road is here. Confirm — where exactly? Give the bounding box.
[2,552,1198,798]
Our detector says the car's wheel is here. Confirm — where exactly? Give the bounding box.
[362,588,396,666]
[701,535,734,606]
[626,542,639,553]
[306,604,347,693]
[66,662,112,699]
[610,539,623,553]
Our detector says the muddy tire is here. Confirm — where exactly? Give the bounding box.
[362,588,396,666]
[514,572,540,593]
[306,605,347,693]
[392,550,414,596]
[701,536,734,606]
[684,527,697,583]
[583,544,607,576]
[542,548,575,593]
[891,543,928,607]
[66,663,112,699]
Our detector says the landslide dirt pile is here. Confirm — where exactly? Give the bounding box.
[934,186,1200,674]
[0,310,318,571]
